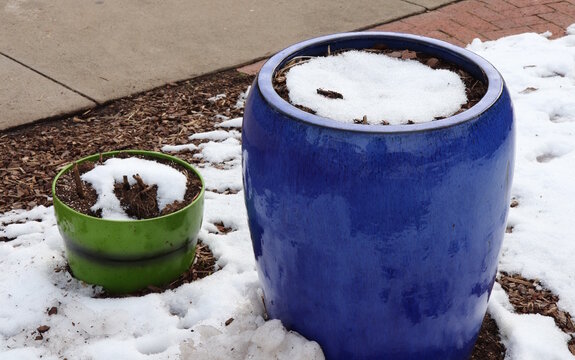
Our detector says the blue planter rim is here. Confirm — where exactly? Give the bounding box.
[257,31,504,133]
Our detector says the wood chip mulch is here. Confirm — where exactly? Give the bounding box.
[498,272,575,355]
[2,65,573,359]
[0,69,252,214]
[471,313,506,360]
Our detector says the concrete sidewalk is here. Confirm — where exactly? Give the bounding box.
[1,0,573,131]
[0,0,454,130]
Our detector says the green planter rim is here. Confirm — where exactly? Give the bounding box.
[52,150,205,223]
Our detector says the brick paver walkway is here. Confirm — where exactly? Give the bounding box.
[374,0,574,46]
[238,0,574,75]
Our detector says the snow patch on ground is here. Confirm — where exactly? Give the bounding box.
[180,317,324,360]
[489,284,573,360]
[468,29,575,355]
[216,117,243,128]
[234,87,251,109]
[162,143,198,154]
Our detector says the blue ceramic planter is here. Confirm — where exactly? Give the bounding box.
[242,32,514,360]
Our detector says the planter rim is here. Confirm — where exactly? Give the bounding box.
[257,31,504,133]
[52,150,205,223]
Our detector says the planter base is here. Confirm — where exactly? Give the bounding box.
[65,239,197,294]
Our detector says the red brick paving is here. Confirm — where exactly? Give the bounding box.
[238,0,575,75]
[373,0,574,45]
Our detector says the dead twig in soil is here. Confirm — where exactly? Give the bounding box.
[317,88,343,99]
[132,174,146,191]
[354,115,368,125]
[73,163,85,199]
[122,175,130,190]
[273,56,316,86]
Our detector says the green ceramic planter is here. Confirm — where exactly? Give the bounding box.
[52,150,205,294]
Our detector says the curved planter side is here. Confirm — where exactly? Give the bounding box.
[242,32,515,359]
[53,150,205,294]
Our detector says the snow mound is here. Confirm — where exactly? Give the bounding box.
[180,317,323,360]
[285,50,467,124]
[81,157,187,220]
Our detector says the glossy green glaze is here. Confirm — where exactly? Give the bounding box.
[52,150,204,294]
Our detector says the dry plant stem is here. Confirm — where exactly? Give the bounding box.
[141,184,155,195]
[122,175,130,190]
[132,174,146,191]
[353,115,369,125]
[316,88,343,99]
[73,163,84,199]
[426,57,440,68]
[273,56,315,83]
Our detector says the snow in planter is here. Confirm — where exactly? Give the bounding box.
[285,50,467,124]
[2,26,575,359]
[81,157,188,220]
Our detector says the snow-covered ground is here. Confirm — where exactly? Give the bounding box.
[468,26,575,360]
[2,26,575,359]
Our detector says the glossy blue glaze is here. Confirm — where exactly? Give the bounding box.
[242,32,515,359]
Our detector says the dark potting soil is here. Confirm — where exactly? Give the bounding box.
[55,152,202,219]
[273,47,488,125]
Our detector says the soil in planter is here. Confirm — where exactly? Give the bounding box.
[55,152,202,219]
[273,46,488,125]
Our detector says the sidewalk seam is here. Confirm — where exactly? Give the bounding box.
[401,0,444,10]
[0,52,99,105]
[352,9,427,32]
[355,0,466,32]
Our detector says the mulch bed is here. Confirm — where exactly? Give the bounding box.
[0,69,251,213]
[499,272,575,355]
[2,66,574,358]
